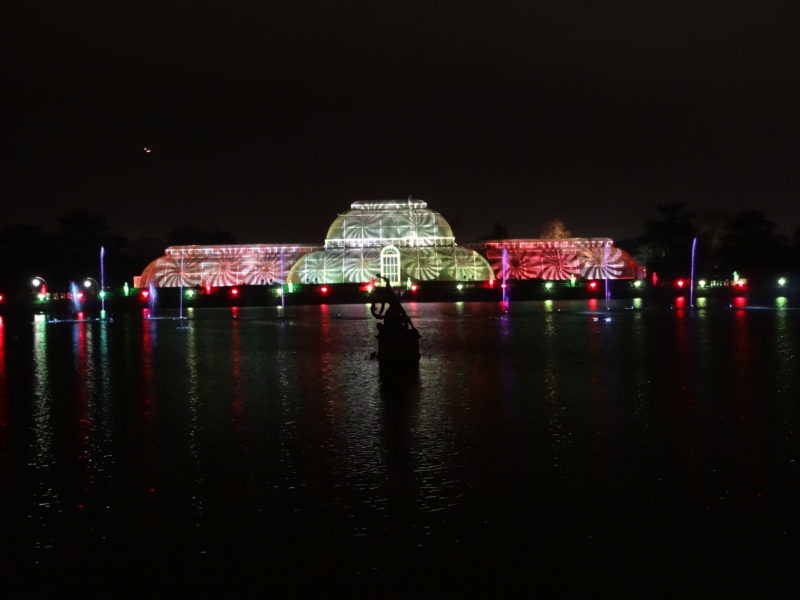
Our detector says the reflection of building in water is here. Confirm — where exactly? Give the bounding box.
[136,199,643,287]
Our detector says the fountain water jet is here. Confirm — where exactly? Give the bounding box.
[69,282,82,317]
[604,243,611,310]
[178,257,186,320]
[501,245,509,307]
[280,249,286,314]
[147,282,157,316]
[689,237,698,308]
[99,246,106,317]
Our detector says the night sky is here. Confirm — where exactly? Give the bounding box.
[5,2,799,245]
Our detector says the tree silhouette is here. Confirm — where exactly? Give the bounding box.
[540,218,572,239]
[640,203,697,279]
[478,222,509,240]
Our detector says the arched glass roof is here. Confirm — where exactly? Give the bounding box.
[324,199,455,248]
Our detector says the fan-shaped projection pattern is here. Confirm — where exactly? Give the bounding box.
[341,214,384,240]
[580,246,625,279]
[487,246,541,280]
[293,250,347,284]
[151,257,202,287]
[445,247,494,281]
[198,258,235,287]
[538,248,581,280]
[404,211,439,240]
[403,247,443,280]
[241,253,283,284]
[343,250,380,282]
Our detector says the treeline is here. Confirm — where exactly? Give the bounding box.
[0,210,236,292]
[2,204,798,292]
[618,203,800,283]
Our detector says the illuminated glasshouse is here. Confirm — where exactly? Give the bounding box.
[135,199,643,287]
[286,200,494,284]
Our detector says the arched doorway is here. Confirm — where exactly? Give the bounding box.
[380,245,401,285]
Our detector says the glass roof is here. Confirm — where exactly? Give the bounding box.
[324,199,455,248]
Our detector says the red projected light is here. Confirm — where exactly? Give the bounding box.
[588,281,598,290]
[77,292,85,300]
[230,287,240,297]
[410,284,418,292]
[140,290,150,300]
[734,280,747,289]
[0,293,4,302]
[676,279,686,288]
[320,286,328,294]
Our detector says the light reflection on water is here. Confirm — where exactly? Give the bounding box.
[2,299,800,588]
[0,318,6,461]
[30,318,56,552]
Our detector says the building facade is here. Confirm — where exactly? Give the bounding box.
[135,199,643,287]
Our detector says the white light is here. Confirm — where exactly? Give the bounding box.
[32,278,42,287]
[84,280,92,288]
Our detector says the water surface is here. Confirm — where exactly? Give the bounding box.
[1,299,799,594]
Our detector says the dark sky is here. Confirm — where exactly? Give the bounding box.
[5,1,799,245]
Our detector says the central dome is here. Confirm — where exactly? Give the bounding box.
[286,198,494,284]
[324,199,455,248]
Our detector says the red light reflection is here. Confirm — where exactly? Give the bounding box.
[0,317,6,456]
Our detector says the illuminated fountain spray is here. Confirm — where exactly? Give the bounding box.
[280,249,286,312]
[501,245,509,306]
[178,257,185,320]
[69,282,82,316]
[99,246,106,317]
[689,236,698,308]
[148,282,157,315]
[604,243,611,310]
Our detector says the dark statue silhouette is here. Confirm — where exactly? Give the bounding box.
[370,275,421,363]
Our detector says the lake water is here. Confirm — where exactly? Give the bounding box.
[2,298,799,595]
